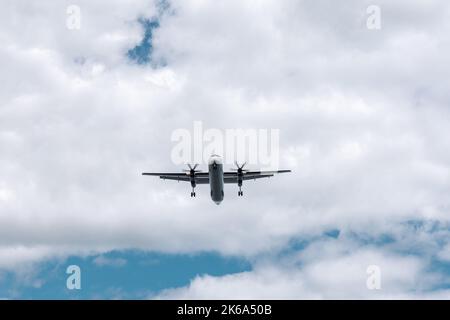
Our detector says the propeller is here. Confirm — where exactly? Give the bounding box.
[230,161,249,174]
[183,164,202,175]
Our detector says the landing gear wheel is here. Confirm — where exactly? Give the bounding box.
[238,191,243,196]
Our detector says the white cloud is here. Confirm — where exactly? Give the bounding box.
[157,237,446,299]
[0,246,54,270]
[0,0,450,298]
[437,244,450,262]
[93,255,127,267]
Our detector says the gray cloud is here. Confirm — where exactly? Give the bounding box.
[0,0,450,297]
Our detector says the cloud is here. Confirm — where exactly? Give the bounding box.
[93,255,127,267]
[0,0,450,298]
[157,236,447,299]
[437,244,450,262]
[0,246,54,270]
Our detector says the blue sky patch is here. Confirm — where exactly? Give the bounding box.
[0,251,251,299]
[127,1,171,66]
[127,18,160,65]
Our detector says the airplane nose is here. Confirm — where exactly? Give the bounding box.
[214,201,221,205]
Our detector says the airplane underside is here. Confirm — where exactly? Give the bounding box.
[142,155,291,205]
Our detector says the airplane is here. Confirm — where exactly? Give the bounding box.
[142,154,291,205]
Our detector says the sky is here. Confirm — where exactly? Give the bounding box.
[1,0,450,299]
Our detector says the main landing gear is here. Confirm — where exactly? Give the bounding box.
[232,162,247,197]
[186,163,200,198]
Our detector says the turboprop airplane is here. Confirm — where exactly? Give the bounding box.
[142,154,291,205]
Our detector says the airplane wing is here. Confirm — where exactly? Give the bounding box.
[223,169,291,183]
[142,172,210,184]
[142,170,290,184]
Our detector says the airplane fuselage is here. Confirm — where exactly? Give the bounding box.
[208,155,224,205]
